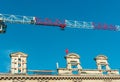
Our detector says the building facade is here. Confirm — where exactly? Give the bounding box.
[10,52,27,74]
[0,52,120,82]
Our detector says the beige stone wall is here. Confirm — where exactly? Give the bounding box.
[58,69,72,75]
[81,70,102,74]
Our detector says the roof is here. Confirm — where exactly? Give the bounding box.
[10,52,28,57]
[65,53,80,59]
[94,55,108,60]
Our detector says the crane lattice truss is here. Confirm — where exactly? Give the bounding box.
[0,13,120,33]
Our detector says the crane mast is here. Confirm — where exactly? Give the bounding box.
[0,13,120,33]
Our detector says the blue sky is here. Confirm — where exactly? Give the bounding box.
[0,0,120,73]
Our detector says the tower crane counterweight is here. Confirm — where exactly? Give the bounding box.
[0,19,7,33]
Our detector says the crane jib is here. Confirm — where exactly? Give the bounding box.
[92,22,117,31]
[0,13,120,33]
[35,17,66,29]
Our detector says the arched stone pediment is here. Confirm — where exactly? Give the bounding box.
[65,53,80,59]
[10,52,28,57]
[95,55,108,60]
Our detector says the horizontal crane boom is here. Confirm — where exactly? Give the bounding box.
[65,20,120,31]
[0,13,120,33]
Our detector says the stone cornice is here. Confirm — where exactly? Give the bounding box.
[0,75,120,80]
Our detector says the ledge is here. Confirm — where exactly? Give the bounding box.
[0,74,120,80]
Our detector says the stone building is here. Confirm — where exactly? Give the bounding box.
[0,52,120,82]
[10,52,27,74]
